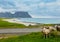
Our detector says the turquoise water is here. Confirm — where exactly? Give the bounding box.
[19,18,60,24]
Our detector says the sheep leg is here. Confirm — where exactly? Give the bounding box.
[45,34,49,39]
[44,34,47,39]
[47,34,49,38]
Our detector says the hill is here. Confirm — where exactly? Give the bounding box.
[0,11,32,18]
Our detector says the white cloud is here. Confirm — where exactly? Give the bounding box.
[0,0,60,18]
[0,7,16,13]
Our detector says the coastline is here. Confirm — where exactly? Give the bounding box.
[2,18,37,26]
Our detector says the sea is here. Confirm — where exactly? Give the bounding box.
[17,18,60,24]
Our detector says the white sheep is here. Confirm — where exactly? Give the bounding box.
[42,27,51,38]
[49,26,56,31]
[42,26,57,38]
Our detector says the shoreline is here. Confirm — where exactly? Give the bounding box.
[2,18,37,26]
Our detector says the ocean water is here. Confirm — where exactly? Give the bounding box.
[18,18,60,24]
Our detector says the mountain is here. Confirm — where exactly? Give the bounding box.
[0,11,32,18]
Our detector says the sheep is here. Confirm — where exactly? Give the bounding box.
[49,26,56,31]
[55,25,60,31]
[57,26,60,31]
[42,26,56,39]
[42,27,51,38]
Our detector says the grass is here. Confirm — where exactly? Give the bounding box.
[0,19,27,28]
[0,32,60,42]
[0,18,42,28]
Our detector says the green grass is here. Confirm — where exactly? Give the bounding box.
[0,32,60,42]
[0,18,41,28]
[0,19,27,28]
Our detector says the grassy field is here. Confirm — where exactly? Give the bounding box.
[0,19,27,28]
[0,18,42,28]
[0,32,60,42]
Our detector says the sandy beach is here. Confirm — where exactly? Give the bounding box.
[2,18,37,26]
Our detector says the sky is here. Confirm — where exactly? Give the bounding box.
[0,0,60,18]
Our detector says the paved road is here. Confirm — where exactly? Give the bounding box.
[0,28,42,34]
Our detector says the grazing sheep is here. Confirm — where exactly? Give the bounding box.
[57,26,60,31]
[42,26,56,39]
[55,25,60,31]
[42,27,51,38]
[49,26,56,31]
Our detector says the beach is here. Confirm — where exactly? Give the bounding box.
[2,18,37,26]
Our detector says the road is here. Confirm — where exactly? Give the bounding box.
[0,28,42,34]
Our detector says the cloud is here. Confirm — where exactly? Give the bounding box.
[0,0,60,18]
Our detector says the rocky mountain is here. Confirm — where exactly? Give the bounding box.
[0,11,32,18]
